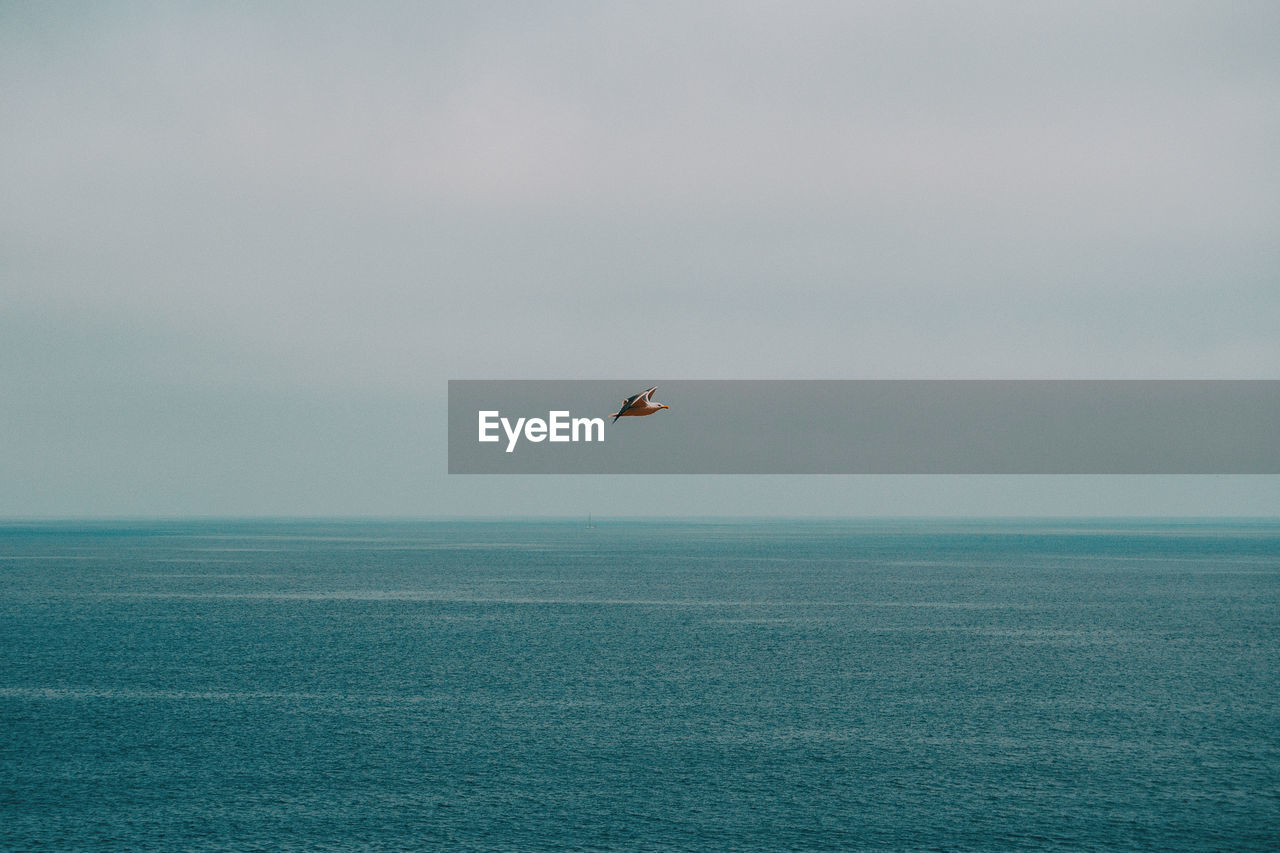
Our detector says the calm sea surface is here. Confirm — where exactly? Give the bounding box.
[1,519,1277,851]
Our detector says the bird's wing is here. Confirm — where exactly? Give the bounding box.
[612,387,657,421]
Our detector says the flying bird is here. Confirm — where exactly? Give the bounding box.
[611,386,670,422]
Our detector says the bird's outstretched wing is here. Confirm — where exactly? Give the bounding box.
[611,386,658,422]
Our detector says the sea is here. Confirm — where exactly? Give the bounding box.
[1,518,1277,851]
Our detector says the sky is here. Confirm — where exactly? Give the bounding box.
[2,1,1278,518]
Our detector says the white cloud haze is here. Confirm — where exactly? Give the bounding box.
[2,1,1277,516]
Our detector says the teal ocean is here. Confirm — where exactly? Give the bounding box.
[2,519,1277,850]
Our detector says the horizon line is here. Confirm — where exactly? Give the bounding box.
[2,514,1278,524]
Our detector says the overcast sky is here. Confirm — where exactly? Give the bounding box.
[2,1,1277,517]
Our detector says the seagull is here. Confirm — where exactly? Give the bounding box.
[611,386,670,423]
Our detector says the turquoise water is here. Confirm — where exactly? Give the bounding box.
[2,519,1277,850]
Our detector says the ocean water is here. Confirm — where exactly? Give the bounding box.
[1,519,1277,851]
